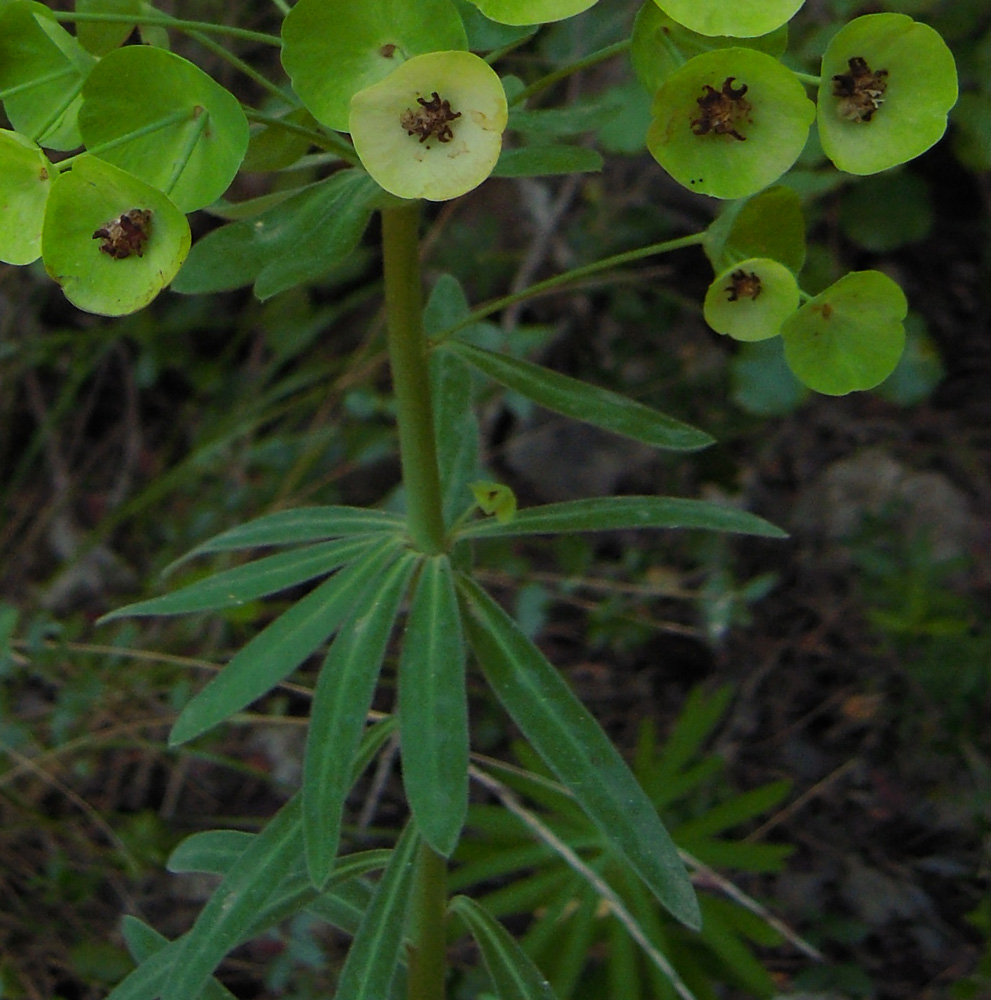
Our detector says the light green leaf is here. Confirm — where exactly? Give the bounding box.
[100,536,377,621]
[449,895,559,1000]
[456,496,786,541]
[282,0,468,133]
[632,2,788,95]
[493,144,603,178]
[653,0,804,38]
[457,573,701,929]
[0,128,52,264]
[781,269,907,395]
[0,1,96,149]
[75,0,141,56]
[42,155,190,316]
[172,171,379,297]
[79,46,248,213]
[443,339,712,452]
[169,505,407,568]
[399,556,467,858]
[169,539,404,746]
[334,820,420,1000]
[703,185,806,274]
[303,553,418,886]
[469,0,598,25]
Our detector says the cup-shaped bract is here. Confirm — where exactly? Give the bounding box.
[468,0,598,24]
[780,270,907,395]
[42,156,190,316]
[632,2,788,97]
[652,0,804,39]
[350,51,507,202]
[282,0,469,133]
[817,14,957,176]
[704,257,799,341]
[0,129,53,265]
[647,48,815,200]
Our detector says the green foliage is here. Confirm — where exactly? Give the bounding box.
[451,684,794,999]
[0,0,972,997]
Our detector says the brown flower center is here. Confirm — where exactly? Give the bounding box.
[92,208,153,260]
[726,269,762,302]
[691,77,752,142]
[831,56,888,123]
[400,91,462,145]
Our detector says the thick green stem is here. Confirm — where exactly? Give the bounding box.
[381,203,446,554]
[407,842,448,1000]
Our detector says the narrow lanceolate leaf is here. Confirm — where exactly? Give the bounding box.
[169,539,403,746]
[162,797,304,1000]
[334,820,420,1000]
[303,553,418,887]
[456,496,786,541]
[457,574,701,930]
[443,340,712,452]
[100,536,376,622]
[114,919,237,1000]
[449,895,559,1000]
[167,505,407,569]
[399,556,468,858]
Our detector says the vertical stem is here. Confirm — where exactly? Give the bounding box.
[381,203,446,555]
[407,842,448,1000]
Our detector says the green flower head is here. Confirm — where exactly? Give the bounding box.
[817,14,958,175]
[647,48,815,200]
[350,51,508,202]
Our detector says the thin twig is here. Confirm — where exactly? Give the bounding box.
[469,764,700,1000]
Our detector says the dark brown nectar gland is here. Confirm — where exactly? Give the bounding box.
[93,208,152,260]
[726,269,762,302]
[400,91,462,145]
[691,77,752,142]
[832,56,888,123]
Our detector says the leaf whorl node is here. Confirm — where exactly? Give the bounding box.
[400,91,462,145]
[832,56,888,123]
[93,208,153,260]
[726,269,762,301]
[691,77,752,142]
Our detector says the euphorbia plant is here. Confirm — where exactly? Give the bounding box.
[0,1,959,998]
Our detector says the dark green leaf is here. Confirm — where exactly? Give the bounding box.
[449,895,558,1000]
[676,779,791,841]
[457,574,701,929]
[303,553,418,886]
[334,820,420,1000]
[399,556,467,858]
[168,505,406,569]
[172,171,379,297]
[493,144,603,178]
[443,339,712,452]
[425,275,482,525]
[456,496,786,541]
[118,918,237,1000]
[169,539,403,745]
[101,536,376,621]
[166,831,254,875]
[161,797,304,1000]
